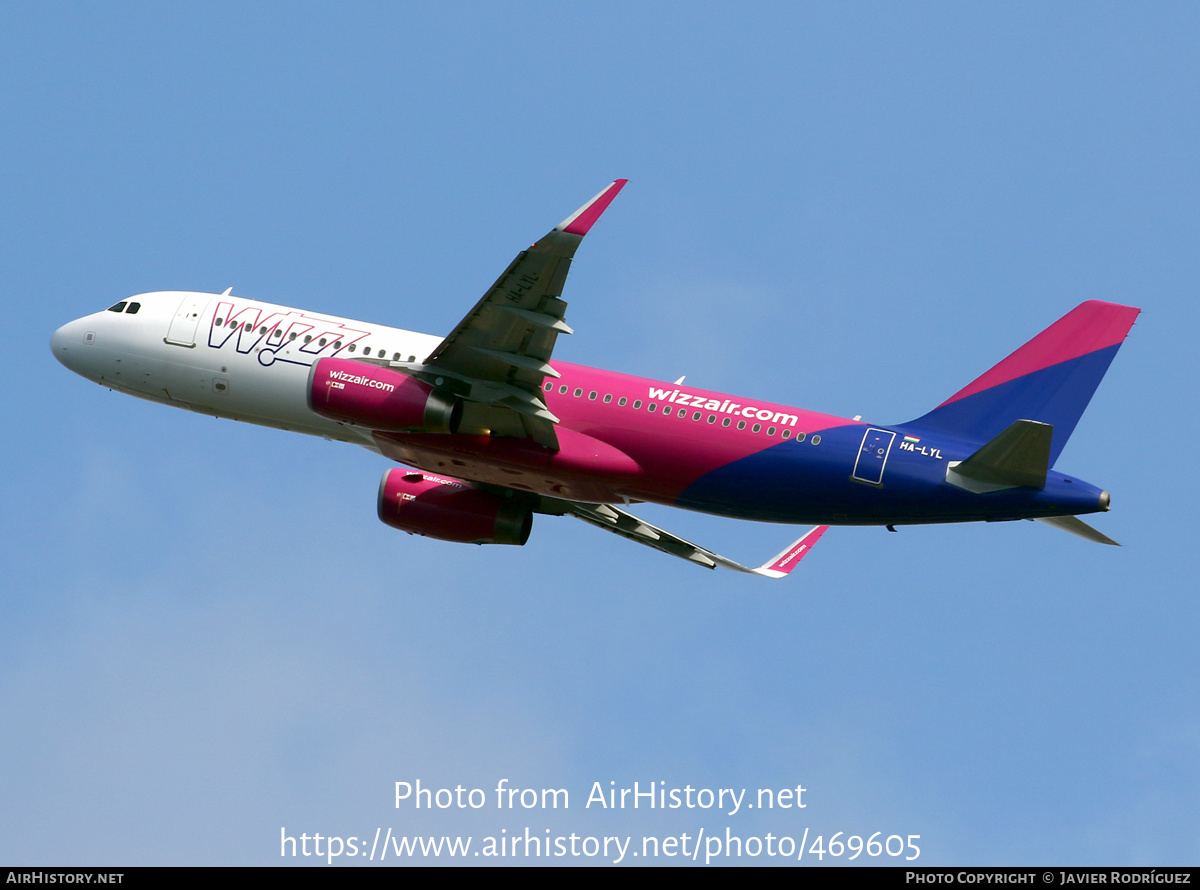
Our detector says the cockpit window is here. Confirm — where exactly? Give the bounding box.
[125,302,141,314]
[108,302,127,313]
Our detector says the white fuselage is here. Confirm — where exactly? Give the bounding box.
[52,290,441,450]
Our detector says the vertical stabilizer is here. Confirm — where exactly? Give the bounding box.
[904,301,1139,464]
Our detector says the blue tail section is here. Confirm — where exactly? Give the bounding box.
[902,301,1140,465]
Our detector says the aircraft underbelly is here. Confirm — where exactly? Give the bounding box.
[371,422,662,503]
[677,424,1107,524]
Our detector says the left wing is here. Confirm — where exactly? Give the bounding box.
[414,180,628,448]
[562,501,828,578]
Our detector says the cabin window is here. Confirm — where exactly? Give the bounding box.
[289,332,297,341]
[348,343,356,352]
[633,400,642,409]
[603,394,612,403]
[559,385,568,394]
[216,318,223,326]
[107,302,127,313]
[544,382,553,392]
[811,435,821,445]
[244,322,252,330]
[618,397,627,407]
[737,420,746,430]
[272,329,282,338]
[648,403,657,412]
[707,415,716,424]
[259,326,267,335]
[752,423,761,433]
[767,426,776,436]
[692,411,701,421]
[573,388,582,397]
[782,430,792,439]
[722,418,731,427]
[588,391,597,400]
[334,341,342,349]
[305,335,312,343]
[795,432,805,442]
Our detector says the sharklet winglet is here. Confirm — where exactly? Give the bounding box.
[556,179,628,236]
[751,526,830,578]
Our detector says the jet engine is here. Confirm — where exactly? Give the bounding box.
[377,469,533,545]
[308,357,461,433]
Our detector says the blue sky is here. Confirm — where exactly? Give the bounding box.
[2,2,1198,865]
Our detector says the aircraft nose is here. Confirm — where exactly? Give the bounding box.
[50,318,90,372]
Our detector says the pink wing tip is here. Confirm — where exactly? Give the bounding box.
[559,179,628,236]
[760,525,830,577]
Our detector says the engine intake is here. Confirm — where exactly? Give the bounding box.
[377,469,533,545]
[308,357,461,433]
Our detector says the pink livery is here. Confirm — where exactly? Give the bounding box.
[51,181,1139,575]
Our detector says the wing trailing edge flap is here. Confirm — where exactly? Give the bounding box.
[946,419,1052,493]
[563,501,828,578]
[419,180,628,451]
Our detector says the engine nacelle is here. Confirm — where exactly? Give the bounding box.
[308,357,461,433]
[377,469,533,545]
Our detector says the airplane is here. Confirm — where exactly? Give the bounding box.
[50,180,1139,577]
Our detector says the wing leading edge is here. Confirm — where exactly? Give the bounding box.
[417,180,628,448]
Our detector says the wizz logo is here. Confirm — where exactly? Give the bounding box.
[207,301,368,367]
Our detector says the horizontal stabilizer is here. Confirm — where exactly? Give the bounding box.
[946,420,1052,492]
[1036,515,1120,546]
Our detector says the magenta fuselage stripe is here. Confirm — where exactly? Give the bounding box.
[544,360,853,499]
[937,301,1139,408]
[380,360,857,506]
[372,359,856,507]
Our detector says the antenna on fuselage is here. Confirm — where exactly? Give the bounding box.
[674,375,686,385]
